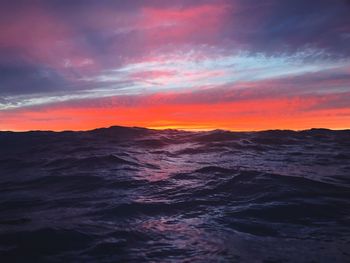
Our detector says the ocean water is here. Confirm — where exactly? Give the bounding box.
[0,126,349,262]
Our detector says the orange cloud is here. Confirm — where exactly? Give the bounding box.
[1,91,349,131]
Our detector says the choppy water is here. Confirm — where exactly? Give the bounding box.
[0,126,350,262]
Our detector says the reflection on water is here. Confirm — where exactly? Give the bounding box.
[0,127,349,262]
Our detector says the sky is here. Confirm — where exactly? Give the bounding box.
[0,0,350,131]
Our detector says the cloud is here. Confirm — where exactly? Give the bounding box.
[221,0,350,56]
[1,90,349,131]
[0,60,68,96]
[0,0,349,130]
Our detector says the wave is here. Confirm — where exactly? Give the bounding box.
[45,154,139,170]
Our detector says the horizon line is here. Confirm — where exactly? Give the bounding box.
[1,125,349,134]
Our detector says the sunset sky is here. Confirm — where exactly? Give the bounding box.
[0,0,350,131]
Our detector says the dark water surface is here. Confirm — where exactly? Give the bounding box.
[0,126,350,262]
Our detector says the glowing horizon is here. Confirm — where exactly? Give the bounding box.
[1,0,350,131]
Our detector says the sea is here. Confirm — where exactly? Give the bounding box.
[0,126,349,262]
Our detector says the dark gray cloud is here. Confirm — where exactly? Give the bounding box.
[0,60,67,96]
[221,0,350,56]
